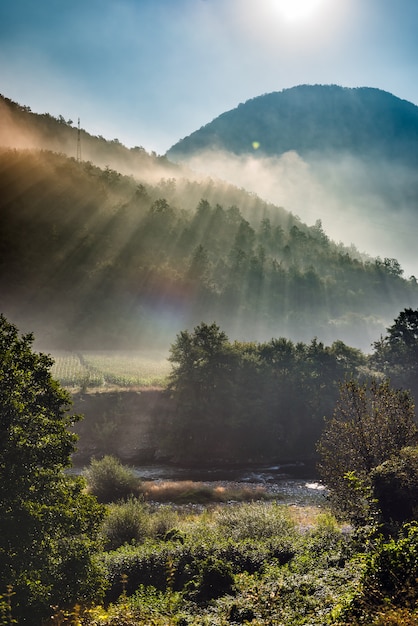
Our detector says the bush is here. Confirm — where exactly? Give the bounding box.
[362,522,418,607]
[101,500,181,550]
[193,557,235,601]
[214,502,295,541]
[84,456,140,503]
[148,506,180,539]
[103,543,201,602]
[339,522,418,623]
[371,447,418,532]
[101,498,150,550]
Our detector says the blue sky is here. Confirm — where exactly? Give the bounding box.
[1,0,418,154]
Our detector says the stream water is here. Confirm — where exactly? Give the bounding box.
[131,463,328,506]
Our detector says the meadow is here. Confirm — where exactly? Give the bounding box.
[50,350,171,389]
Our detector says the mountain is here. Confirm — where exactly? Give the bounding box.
[167,85,418,163]
[1,93,418,352]
[166,85,418,278]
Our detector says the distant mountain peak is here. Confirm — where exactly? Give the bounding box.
[167,84,418,163]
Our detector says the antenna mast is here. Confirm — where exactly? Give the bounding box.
[76,118,82,162]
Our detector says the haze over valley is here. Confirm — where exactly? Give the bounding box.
[168,85,418,278]
[1,87,418,352]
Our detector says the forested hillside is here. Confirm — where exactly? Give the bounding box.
[166,85,418,277]
[1,146,417,350]
[0,93,176,179]
[167,85,418,162]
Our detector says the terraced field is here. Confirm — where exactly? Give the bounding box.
[50,350,171,389]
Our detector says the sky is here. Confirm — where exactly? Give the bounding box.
[1,0,418,155]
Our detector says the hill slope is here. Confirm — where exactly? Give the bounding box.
[0,94,177,180]
[166,85,418,277]
[1,147,417,351]
[167,85,418,163]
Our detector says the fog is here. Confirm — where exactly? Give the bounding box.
[2,97,418,354]
[177,148,418,279]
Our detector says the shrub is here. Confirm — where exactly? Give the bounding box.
[339,522,418,624]
[103,543,201,602]
[84,456,140,503]
[101,499,181,550]
[148,506,180,539]
[192,557,235,601]
[214,501,295,541]
[101,498,150,550]
[361,522,418,607]
[371,447,418,533]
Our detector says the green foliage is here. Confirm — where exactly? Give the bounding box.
[337,523,418,624]
[101,498,149,550]
[0,587,16,626]
[0,315,106,623]
[372,308,418,404]
[191,557,235,601]
[0,501,361,625]
[84,456,140,503]
[101,499,180,550]
[167,323,365,463]
[1,145,416,351]
[371,447,418,533]
[214,501,296,541]
[317,379,418,523]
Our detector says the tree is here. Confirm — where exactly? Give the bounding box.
[371,447,418,533]
[317,379,418,522]
[168,323,239,461]
[0,315,105,622]
[371,308,418,404]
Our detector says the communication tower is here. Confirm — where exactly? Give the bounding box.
[76,118,82,162]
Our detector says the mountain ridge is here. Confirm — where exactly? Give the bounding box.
[165,84,418,278]
[167,84,418,163]
[1,90,418,351]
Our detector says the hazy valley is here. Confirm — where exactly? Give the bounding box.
[1,86,418,353]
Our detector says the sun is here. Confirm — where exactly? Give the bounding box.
[273,0,325,22]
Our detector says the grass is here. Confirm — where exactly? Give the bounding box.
[50,350,171,389]
[140,479,272,504]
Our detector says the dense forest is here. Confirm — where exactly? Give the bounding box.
[166,85,418,278]
[167,84,418,163]
[68,310,418,467]
[1,147,417,350]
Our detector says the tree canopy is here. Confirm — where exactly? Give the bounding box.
[317,379,418,523]
[1,148,417,350]
[371,308,418,405]
[0,315,104,622]
[166,322,366,465]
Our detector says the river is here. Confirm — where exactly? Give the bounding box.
[131,462,328,506]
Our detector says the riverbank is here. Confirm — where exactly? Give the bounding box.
[71,389,320,469]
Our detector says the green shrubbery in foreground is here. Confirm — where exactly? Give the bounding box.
[5,497,418,624]
[3,315,418,624]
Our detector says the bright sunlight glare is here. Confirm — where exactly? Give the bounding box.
[273,0,325,22]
